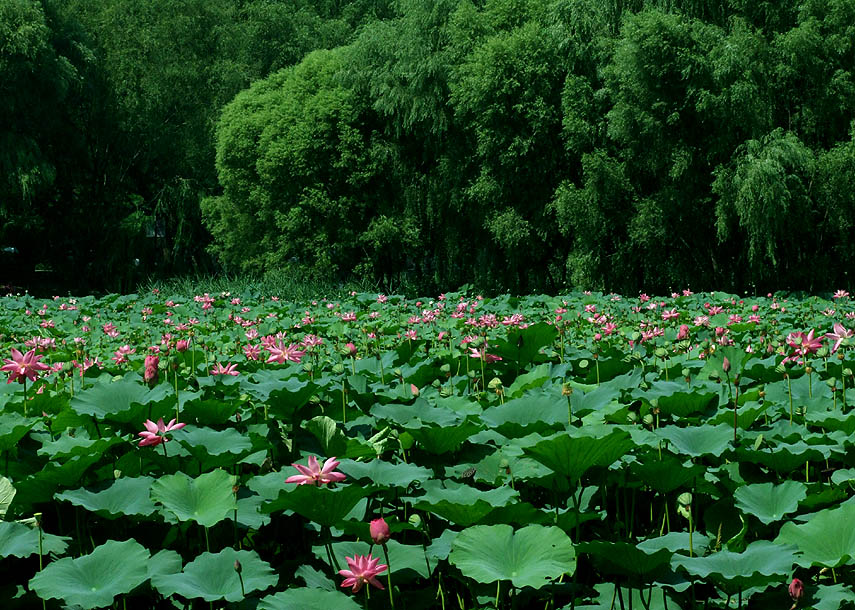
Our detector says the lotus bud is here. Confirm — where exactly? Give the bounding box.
[722,357,731,373]
[143,355,159,385]
[234,559,242,574]
[788,577,804,601]
[805,366,812,375]
[370,518,391,545]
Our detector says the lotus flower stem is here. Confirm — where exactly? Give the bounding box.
[494,580,500,608]
[787,374,794,425]
[382,543,395,609]
[174,369,180,422]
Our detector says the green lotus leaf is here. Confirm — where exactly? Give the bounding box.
[241,369,317,406]
[337,458,433,488]
[577,540,672,581]
[573,582,678,610]
[493,322,558,368]
[315,539,434,581]
[523,427,633,483]
[629,455,704,493]
[295,564,337,590]
[733,481,807,525]
[29,539,150,609]
[71,375,170,422]
[0,476,15,518]
[506,363,552,398]
[180,395,240,425]
[172,426,253,458]
[150,469,236,528]
[37,432,124,459]
[776,502,855,567]
[258,588,362,610]
[0,412,38,452]
[147,549,183,580]
[55,476,157,518]
[262,483,370,527]
[480,391,568,437]
[656,423,733,457]
[151,548,277,602]
[0,521,70,558]
[636,532,712,557]
[371,399,463,428]
[639,380,719,418]
[412,479,518,526]
[449,524,576,589]
[673,540,797,592]
[812,583,855,610]
[831,468,855,485]
[407,421,482,454]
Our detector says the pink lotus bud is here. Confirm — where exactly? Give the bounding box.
[370,518,391,545]
[594,333,602,341]
[176,339,189,352]
[677,324,689,341]
[345,342,357,357]
[144,355,159,384]
[788,577,804,601]
[410,384,419,397]
[722,356,731,373]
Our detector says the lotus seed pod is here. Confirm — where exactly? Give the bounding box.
[331,363,345,375]
[626,411,638,423]
[654,347,667,358]
[677,492,692,507]
[642,413,654,427]
[440,363,451,374]
[845,368,853,377]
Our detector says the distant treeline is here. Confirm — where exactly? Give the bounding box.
[3,0,855,294]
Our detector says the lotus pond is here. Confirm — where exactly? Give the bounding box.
[0,289,854,609]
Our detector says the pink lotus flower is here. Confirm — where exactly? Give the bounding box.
[138,418,186,447]
[1,348,51,384]
[211,362,239,376]
[833,290,849,299]
[339,554,388,593]
[266,341,306,364]
[826,323,852,353]
[370,518,391,545]
[788,577,804,601]
[144,355,159,384]
[286,456,346,486]
[175,339,189,352]
[469,347,502,363]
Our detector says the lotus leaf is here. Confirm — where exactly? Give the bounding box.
[29,539,150,608]
[151,548,277,601]
[449,524,575,589]
[150,469,236,527]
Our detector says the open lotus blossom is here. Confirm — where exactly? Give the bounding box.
[469,347,502,363]
[211,362,239,376]
[285,455,346,486]
[266,341,306,364]
[1,348,51,384]
[825,323,852,353]
[339,554,388,593]
[138,418,186,447]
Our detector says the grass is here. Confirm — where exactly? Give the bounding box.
[138,268,391,302]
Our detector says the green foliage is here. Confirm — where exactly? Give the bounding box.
[5,0,855,294]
